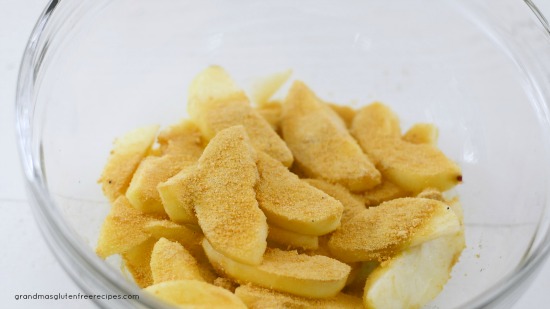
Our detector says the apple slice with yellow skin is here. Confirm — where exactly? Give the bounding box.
[203,239,351,298]
[351,103,461,193]
[188,66,293,166]
[98,125,159,202]
[145,280,247,309]
[328,198,460,263]
[126,121,203,214]
[235,284,363,309]
[256,151,343,236]
[281,81,380,192]
[150,238,204,284]
[267,225,319,250]
[363,231,465,309]
[158,126,268,265]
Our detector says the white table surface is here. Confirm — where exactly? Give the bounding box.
[1,1,549,308]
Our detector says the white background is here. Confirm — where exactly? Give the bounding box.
[1,1,549,308]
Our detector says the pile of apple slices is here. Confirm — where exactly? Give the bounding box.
[96,66,464,308]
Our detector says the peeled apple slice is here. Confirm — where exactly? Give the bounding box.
[203,239,351,298]
[267,225,319,250]
[351,103,461,193]
[281,81,381,192]
[255,151,344,236]
[159,126,268,265]
[235,284,363,309]
[126,121,203,214]
[150,238,204,284]
[363,231,465,309]
[98,125,159,202]
[188,65,293,166]
[328,198,460,263]
[145,280,247,309]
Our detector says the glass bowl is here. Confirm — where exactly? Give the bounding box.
[16,0,550,308]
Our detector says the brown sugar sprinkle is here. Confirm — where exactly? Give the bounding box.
[328,197,443,263]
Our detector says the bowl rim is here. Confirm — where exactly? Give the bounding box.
[15,0,550,308]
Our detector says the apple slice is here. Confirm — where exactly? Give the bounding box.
[96,196,155,259]
[235,284,363,309]
[159,126,268,265]
[328,198,460,263]
[203,240,351,298]
[126,121,203,214]
[362,179,410,207]
[403,123,439,145]
[188,66,293,166]
[351,103,461,193]
[268,225,319,250]
[122,238,156,288]
[157,164,199,225]
[281,81,380,192]
[256,101,283,130]
[145,280,247,309]
[98,125,159,202]
[250,69,292,106]
[256,151,344,236]
[304,178,365,224]
[363,231,465,309]
[327,103,356,128]
[150,238,204,284]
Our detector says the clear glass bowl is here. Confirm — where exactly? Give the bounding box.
[16,0,550,308]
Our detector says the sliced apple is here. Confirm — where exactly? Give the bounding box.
[363,179,410,207]
[157,164,199,225]
[268,225,319,250]
[304,178,365,224]
[150,238,204,284]
[250,69,292,106]
[126,121,203,214]
[363,231,465,309]
[159,126,268,265]
[328,198,460,263]
[213,277,239,293]
[256,101,282,131]
[351,103,461,193]
[96,196,156,259]
[122,238,156,288]
[203,240,351,298]
[327,103,356,128]
[281,81,380,192]
[256,151,343,236]
[188,66,293,166]
[145,280,247,309]
[403,123,439,145]
[235,284,363,309]
[98,125,159,202]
